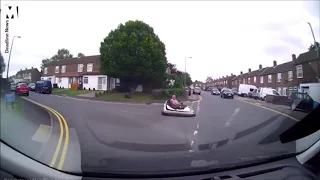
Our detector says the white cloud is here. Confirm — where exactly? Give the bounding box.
[1,1,319,81]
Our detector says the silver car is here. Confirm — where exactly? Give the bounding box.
[193,87,201,95]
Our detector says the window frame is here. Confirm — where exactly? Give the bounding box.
[55,66,60,73]
[83,77,88,84]
[268,74,272,83]
[77,64,84,72]
[44,68,48,74]
[277,73,281,82]
[61,65,66,73]
[296,65,303,78]
[288,71,293,81]
[87,63,93,72]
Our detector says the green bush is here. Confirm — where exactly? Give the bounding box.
[163,88,183,97]
[165,74,183,88]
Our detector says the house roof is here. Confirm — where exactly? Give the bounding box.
[44,55,100,67]
[295,50,319,64]
[232,73,245,80]
[16,68,40,75]
[245,67,268,78]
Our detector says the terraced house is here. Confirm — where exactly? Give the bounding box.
[14,67,41,83]
[214,50,319,96]
[41,55,119,91]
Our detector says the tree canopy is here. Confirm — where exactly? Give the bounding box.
[77,53,85,58]
[100,20,167,89]
[0,52,5,75]
[40,48,73,70]
[206,76,213,84]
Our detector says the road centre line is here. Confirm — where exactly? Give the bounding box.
[21,97,69,170]
[236,98,299,122]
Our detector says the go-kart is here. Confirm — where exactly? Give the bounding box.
[161,99,196,117]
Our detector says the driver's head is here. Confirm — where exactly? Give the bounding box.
[171,95,176,99]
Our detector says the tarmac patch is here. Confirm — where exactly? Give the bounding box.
[32,124,52,143]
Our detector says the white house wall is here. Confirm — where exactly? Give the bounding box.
[41,76,55,84]
[57,77,69,89]
[83,75,108,91]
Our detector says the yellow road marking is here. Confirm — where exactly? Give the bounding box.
[32,124,52,143]
[21,97,69,170]
[236,98,299,122]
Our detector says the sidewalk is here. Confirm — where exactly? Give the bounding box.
[235,96,308,120]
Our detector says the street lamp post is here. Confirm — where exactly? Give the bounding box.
[6,36,21,79]
[184,56,192,87]
[307,22,320,82]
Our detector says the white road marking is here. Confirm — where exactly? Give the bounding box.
[225,108,240,127]
[190,141,194,146]
[196,124,199,129]
[193,130,198,135]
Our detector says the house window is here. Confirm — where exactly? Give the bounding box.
[268,75,272,83]
[55,66,59,73]
[243,79,245,84]
[78,64,84,72]
[277,73,281,82]
[283,87,287,96]
[254,76,256,83]
[260,76,263,83]
[58,78,62,83]
[288,71,293,81]
[61,65,66,73]
[248,78,251,84]
[296,65,303,78]
[83,77,88,84]
[87,63,93,72]
[44,68,48,74]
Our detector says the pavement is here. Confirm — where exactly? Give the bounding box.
[3,90,308,173]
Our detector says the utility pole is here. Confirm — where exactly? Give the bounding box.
[307,22,320,82]
[184,56,192,87]
[6,36,21,79]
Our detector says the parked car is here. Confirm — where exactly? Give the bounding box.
[15,83,29,96]
[211,88,220,95]
[288,92,315,113]
[238,84,257,97]
[251,89,260,99]
[28,82,36,91]
[184,87,191,96]
[10,83,17,91]
[220,88,234,99]
[232,89,238,95]
[193,87,201,95]
[35,80,52,94]
[258,87,279,101]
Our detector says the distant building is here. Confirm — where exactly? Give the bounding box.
[15,67,41,83]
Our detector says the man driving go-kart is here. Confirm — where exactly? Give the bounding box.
[170,95,186,109]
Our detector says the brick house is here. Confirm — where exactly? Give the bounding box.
[41,55,118,90]
[231,71,246,89]
[15,67,41,83]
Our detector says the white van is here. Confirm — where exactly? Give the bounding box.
[258,87,280,100]
[238,84,257,97]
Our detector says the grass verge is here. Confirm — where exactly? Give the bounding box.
[52,89,91,96]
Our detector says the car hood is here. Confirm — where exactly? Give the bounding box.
[76,115,298,174]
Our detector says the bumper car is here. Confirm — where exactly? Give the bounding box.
[161,100,196,117]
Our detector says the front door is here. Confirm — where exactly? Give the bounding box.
[98,77,106,90]
[78,77,83,89]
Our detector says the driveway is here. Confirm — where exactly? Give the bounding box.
[20,91,302,173]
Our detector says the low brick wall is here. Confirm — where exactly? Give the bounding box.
[266,95,289,105]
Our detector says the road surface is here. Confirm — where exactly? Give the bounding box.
[1,91,299,173]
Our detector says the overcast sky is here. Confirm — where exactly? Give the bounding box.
[1,1,319,82]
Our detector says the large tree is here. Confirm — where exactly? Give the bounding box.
[206,76,213,84]
[0,52,5,75]
[100,20,167,90]
[40,48,73,70]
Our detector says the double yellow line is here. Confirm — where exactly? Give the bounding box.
[22,97,69,170]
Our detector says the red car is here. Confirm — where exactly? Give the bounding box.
[16,83,29,96]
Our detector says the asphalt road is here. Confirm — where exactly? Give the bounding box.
[18,91,299,173]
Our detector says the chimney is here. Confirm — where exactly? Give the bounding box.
[240,71,243,75]
[226,75,228,77]
[31,67,33,69]
[20,69,22,71]
[25,68,27,70]
[259,64,262,69]
[248,68,251,73]
[231,73,233,76]
[273,60,277,67]
[292,54,296,61]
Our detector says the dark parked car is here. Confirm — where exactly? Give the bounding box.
[15,83,29,96]
[288,92,314,113]
[220,88,234,99]
[211,88,220,95]
[35,80,52,94]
